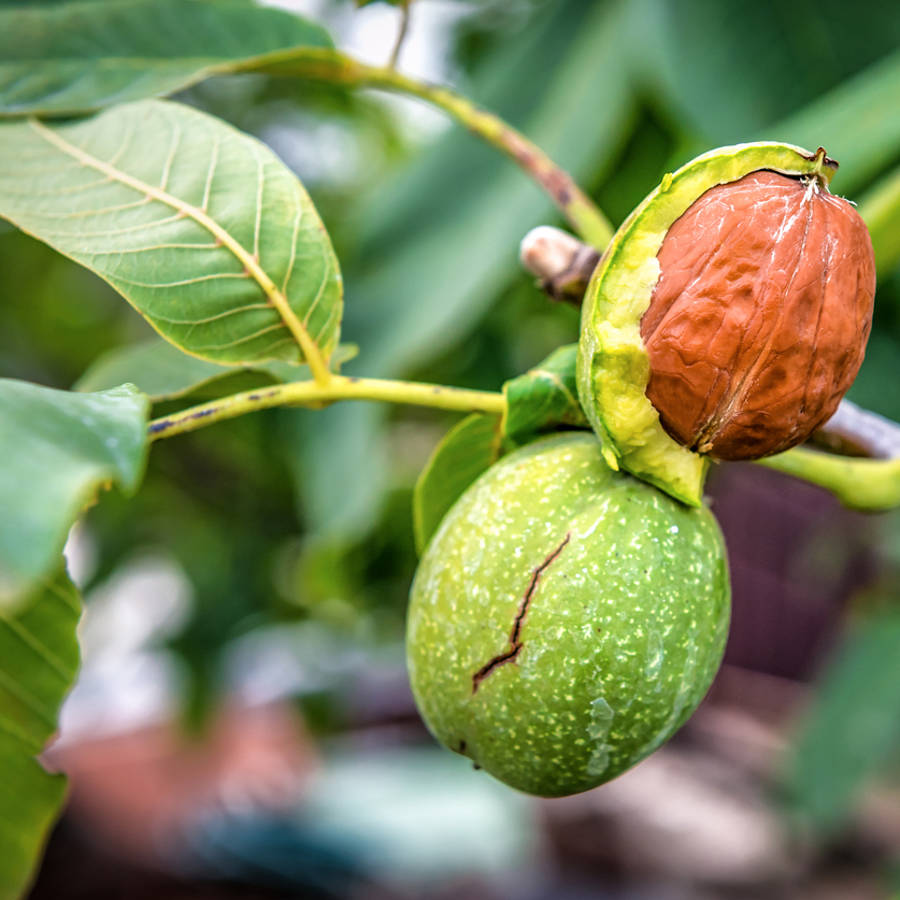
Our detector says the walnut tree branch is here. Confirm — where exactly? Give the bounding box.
[257,51,613,249]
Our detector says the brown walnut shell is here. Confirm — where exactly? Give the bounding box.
[640,170,876,460]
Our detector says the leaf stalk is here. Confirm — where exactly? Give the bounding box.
[757,450,900,512]
[148,374,506,440]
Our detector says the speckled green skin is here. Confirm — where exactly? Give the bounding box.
[407,433,730,797]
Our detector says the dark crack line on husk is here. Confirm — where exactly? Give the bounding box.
[471,532,571,693]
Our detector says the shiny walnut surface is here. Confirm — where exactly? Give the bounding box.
[641,170,876,460]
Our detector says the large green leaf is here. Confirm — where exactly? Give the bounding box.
[0,100,342,367]
[636,7,900,197]
[501,344,587,442]
[785,607,900,833]
[0,379,148,604]
[75,338,358,403]
[412,414,505,555]
[631,0,900,146]
[0,568,81,900]
[0,0,332,116]
[283,403,389,541]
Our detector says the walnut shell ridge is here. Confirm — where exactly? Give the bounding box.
[642,170,876,460]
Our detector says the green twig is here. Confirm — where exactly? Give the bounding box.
[756,449,900,512]
[257,49,613,249]
[148,374,506,441]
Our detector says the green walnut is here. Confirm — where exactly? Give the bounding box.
[406,433,730,797]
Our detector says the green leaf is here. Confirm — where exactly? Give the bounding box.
[847,332,900,422]
[0,570,80,754]
[75,338,358,403]
[0,568,81,900]
[413,414,504,555]
[631,0,900,145]
[0,0,333,116]
[859,164,900,276]
[648,37,900,198]
[785,607,900,833]
[284,403,389,541]
[0,745,66,900]
[502,344,587,442]
[0,99,342,368]
[0,379,148,604]
[0,0,94,6]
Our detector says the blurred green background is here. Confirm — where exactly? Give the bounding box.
[2,1,899,897]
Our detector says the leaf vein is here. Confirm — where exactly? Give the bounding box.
[252,144,265,262]
[158,110,181,192]
[189,321,286,352]
[0,669,56,734]
[0,618,71,682]
[151,301,271,326]
[33,212,183,239]
[200,136,219,213]
[25,197,152,221]
[110,271,249,289]
[281,205,303,295]
[41,576,81,615]
[88,241,220,256]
